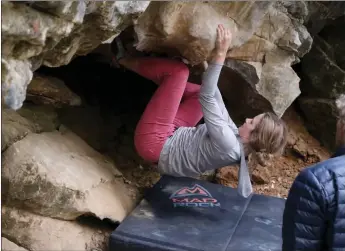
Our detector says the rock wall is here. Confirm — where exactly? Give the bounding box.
[2,0,313,119]
[1,1,149,110]
[1,104,142,250]
[3,1,343,126]
[2,206,109,251]
[134,1,312,117]
[2,237,28,251]
[298,3,345,150]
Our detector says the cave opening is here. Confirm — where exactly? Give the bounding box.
[28,25,220,191]
[34,49,164,191]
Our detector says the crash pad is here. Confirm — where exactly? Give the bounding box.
[109,175,286,251]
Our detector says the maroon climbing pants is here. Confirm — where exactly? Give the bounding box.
[134,58,203,163]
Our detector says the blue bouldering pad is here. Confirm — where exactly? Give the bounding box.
[109,175,286,251]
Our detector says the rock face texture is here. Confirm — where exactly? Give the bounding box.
[2,206,110,251]
[3,0,313,118]
[298,7,345,150]
[134,1,312,117]
[3,1,342,126]
[304,2,345,35]
[1,105,59,151]
[1,1,150,110]
[2,125,139,222]
[1,104,141,250]
[26,73,82,107]
[2,238,28,251]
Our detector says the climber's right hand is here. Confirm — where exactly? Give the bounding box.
[215,24,232,54]
[211,24,232,65]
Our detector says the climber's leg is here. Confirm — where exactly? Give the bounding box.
[118,56,203,128]
[112,37,203,162]
[173,82,203,129]
[132,57,191,163]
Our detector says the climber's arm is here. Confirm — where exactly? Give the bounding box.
[199,25,239,150]
[199,63,238,151]
[214,88,238,132]
[202,60,238,132]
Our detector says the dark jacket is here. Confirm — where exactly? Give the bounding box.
[282,146,345,251]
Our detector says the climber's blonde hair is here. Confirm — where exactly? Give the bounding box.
[248,112,288,156]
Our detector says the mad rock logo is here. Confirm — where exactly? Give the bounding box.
[170,184,220,208]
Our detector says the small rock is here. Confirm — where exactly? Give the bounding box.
[26,74,82,107]
[251,166,271,184]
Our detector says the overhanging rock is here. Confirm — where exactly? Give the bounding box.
[1,1,150,110]
[134,1,313,117]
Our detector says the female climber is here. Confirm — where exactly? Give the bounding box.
[111,24,288,196]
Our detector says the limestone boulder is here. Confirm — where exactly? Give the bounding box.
[2,206,109,251]
[135,1,311,64]
[2,238,28,251]
[1,104,59,152]
[27,73,82,107]
[2,109,36,152]
[300,20,345,99]
[134,1,312,117]
[298,16,345,150]
[1,1,150,110]
[2,128,140,223]
[298,98,338,151]
[304,2,345,35]
[1,58,33,111]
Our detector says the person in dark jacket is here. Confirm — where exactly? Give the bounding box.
[282,94,345,251]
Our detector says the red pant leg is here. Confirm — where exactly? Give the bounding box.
[133,58,190,162]
[173,82,203,129]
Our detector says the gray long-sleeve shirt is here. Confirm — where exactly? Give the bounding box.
[157,63,241,177]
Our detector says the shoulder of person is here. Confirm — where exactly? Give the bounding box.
[297,156,345,197]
